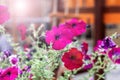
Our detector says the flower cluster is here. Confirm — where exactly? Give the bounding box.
[94,35,120,64]
[45,18,86,50]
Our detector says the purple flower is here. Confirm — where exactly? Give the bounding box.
[45,27,74,50]
[22,66,31,72]
[94,37,116,53]
[26,53,32,61]
[3,50,11,57]
[63,18,86,36]
[0,5,10,24]
[108,47,120,64]
[101,37,116,49]
[9,55,19,66]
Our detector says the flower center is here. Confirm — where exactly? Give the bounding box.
[7,71,11,75]
[112,52,120,60]
[105,39,110,47]
[55,35,60,40]
[70,55,76,60]
[72,23,76,28]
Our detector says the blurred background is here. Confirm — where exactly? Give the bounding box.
[0,0,120,80]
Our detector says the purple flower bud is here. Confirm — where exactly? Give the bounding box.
[3,50,11,57]
[22,66,31,72]
[26,50,33,61]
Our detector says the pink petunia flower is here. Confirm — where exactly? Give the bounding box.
[94,40,106,53]
[9,55,19,66]
[108,47,120,64]
[62,18,86,36]
[0,66,19,80]
[0,5,10,24]
[62,48,83,70]
[45,27,74,50]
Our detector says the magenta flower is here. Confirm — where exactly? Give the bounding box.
[0,5,10,24]
[108,47,120,64]
[0,68,2,75]
[9,55,19,66]
[63,18,86,36]
[0,66,18,80]
[45,27,74,50]
[94,40,106,53]
[81,42,88,54]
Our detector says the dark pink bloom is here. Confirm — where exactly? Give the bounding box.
[9,55,19,65]
[0,66,18,80]
[0,68,2,75]
[83,55,93,70]
[0,5,10,24]
[108,47,120,64]
[62,48,83,70]
[81,42,88,54]
[17,24,27,40]
[94,40,106,53]
[45,27,74,50]
[63,18,86,36]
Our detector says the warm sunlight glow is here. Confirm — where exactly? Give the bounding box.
[14,0,27,12]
